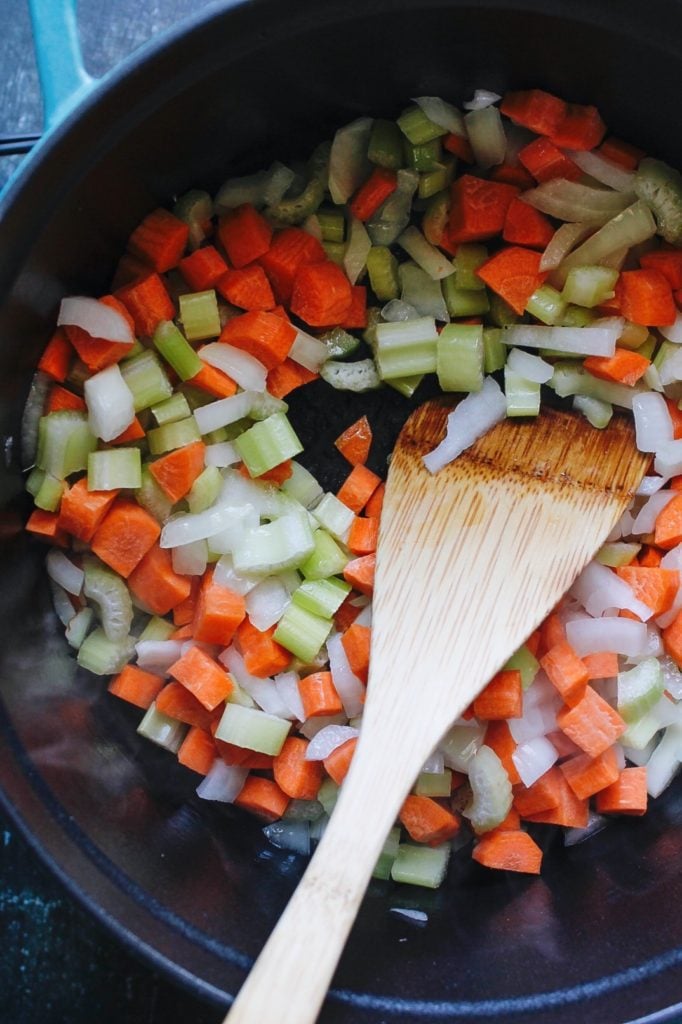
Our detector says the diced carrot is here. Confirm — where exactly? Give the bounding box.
[492,162,536,190]
[217,203,272,268]
[556,686,626,758]
[116,273,175,337]
[58,477,119,542]
[259,227,326,304]
[337,464,382,514]
[615,565,679,615]
[273,737,323,800]
[177,726,216,775]
[640,249,682,291]
[523,770,589,828]
[500,89,568,136]
[472,669,522,720]
[489,807,522,833]
[236,618,291,677]
[348,167,398,222]
[341,623,371,684]
[347,516,379,555]
[400,795,460,845]
[638,545,662,568]
[502,196,555,249]
[64,324,135,373]
[615,269,676,327]
[170,624,194,641]
[46,385,86,413]
[334,595,363,633]
[334,415,373,466]
[234,776,290,821]
[127,543,192,616]
[340,284,368,330]
[37,329,72,382]
[472,829,543,874]
[178,245,229,291]
[26,509,68,546]
[237,459,293,485]
[484,720,521,785]
[108,664,164,710]
[110,416,146,445]
[582,651,619,681]
[517,137,581,183]
[323,737,357,785]
[240,752,275,771]
[549,103,606,151]
[546,729,581,759]
[290,260,353,328]
[148,440,206,503]
[525,629,541,658]
[187,362,237,398]
[662,608,682,666]
[266,358,318,398]
[298,671,344,718]
[514,767,563,817]
[364,481,385,519]
[654,492,682,549]
[128,208,189,272]
[559,746,620,800]
[343,554,375,596]
[583,348,651,386]
[665,397,682,441]
[216,265,276,311]
[193,568,246,646]
[538,611,566,656]
[168,645,234,711]
[448,175,519,244]
[215,737,250,766]
[540,641,589,707]
[671,476,682,491]
[598,136,645,171]
[219,310,296,369]
[112,251,151,290]
[595,766,648,815]
[443,132,474,162]
[155,680,213,729]
[476,246,547,315]
[90,500,160,577]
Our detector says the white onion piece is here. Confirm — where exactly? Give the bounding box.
[245,577,291,631]
[398,225,455,279]
[540,222,592,271]
[84,363,135,442]
[652,695,682,728]
[564,811,608,846]
[343,216,372,286]
[630,490,677,535]
[660,655,682,700]
[327,632,365,718]
[655,588,682,629]
[263,820,310,855]
[661,545,682,571]
[171,539,208,576]
[655,439,682,478]
[204,442,240,468]
[565,617,648,657]
[328,117,372,205]
[199,343,267,392]
[645,724,682,797]
[305,724,359,761]
[289,330,329,372]
[207,506,259,555]
[505,348,554,384]
[274,671,306,722]
[658,350,682,391]
[381,299,419,322]
[632,392,674,453]
[213,553,261,594]
[298,712,348,740]
[49,580,75,627]
[46,549,83,597]
[196,760,248,803]
[465,106,506,169]
[413,96,466,135]
[353,603,372,628]
[220,647,292,718]
[637,475,667,497]
[570,561,652,620]
[193,390,254,435]
[659,311,682,345]
[512,736,558,788]
[135,639,184,672]
[423,376,506,474]
[564,148,635,192]
[160,496,255,549]
[58,296,134,343]
[463,88,502,110]
[508,697,560,744]
[502,323,621,357]
[421,751,445,774]
[522,180,632,224]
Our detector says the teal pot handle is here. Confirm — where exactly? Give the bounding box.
[28,0,95,129]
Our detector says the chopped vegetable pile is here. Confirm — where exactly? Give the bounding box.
[22,86,682,886]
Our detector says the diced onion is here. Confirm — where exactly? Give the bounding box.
[505,348,554,384]
[512,736,558,787]
[274,671,306,722]
[570,561,652,620]
[522,180,632,224]
[343,216,372,286]
[84,363,135,443]
[655,439,682,479]
[135,639,184,673]
[423,376,506,474]
[289,330,329,372]
[539,222,592,272]
[46,549,83,597]
[564,148,635,192]
[463,89,502,110]
[632,392,674,453]
[565,617,649,657]
[464,106,506,169]
[263,820,310,855]
[502,323,621,357]
[329,117,373,205]
[327,632,365,718]
[193,390,254,435]
[659,311,682,344]
[413,96,466,135]
[171,539,208,576]
[245,577,291,631]
[381,299,419,322]
[630,490,676,534]
[221,647,293,718]
[304,724,359,761]
[204,442,240,468]
[196,760,248,802]
[198,343,267,392]
[58,296,134,344]
[397,225,455,280]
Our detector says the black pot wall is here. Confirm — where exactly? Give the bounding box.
[1,2,682,1021]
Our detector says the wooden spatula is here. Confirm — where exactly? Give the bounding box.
[225,401,648,1024]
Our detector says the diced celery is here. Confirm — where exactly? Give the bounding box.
[317,209,345,243]
[34,473,65,512]
[526,284,567,325]
[621,711,662,751]
[391,842,450,888]
[617,321,651,352]
[397,105,447,145]
[374,318,438,379]
[366,168,420,247]
[147,416,201,455]
[440,723,484,770]
[273,603,333,663]
[65,607,94,650]
[121,351,173,412]
[215,703,291,755]
[403,137,442,172]
[317,777,339,816]
[267,140,328,224]
[322,241,346,266]
[319,358,381,392]
[179,290,221,342]
[504,368,541,417]
[550,361,647,410]
[281,461,324,510]
[483,327,506,373]
[77,628,135,675]
[555,201,656,286]
[437,324,484,393]
[138,615,175,642]
[399,263,449,320]
[373,826,402,881]
[312,493,354,542]
[618,658,664,723]
[248,392,289,422]
[173,188,213,249]
[366,246,401,302]
[203,426,230,445]
[418,160,454,201]
[234,412,303,477]
[414,769,452,798]
[464,746,512,834]
[188,465,222,514]
[83,558,133,642]
[387,374,424,398]
[368,119,404,169]
[573,394,613,429]
[136,465,174,522]
[319,327,361,362]
[561,304,597,328]
[300,530,350,580]
[283,799,324,821]
[503,644,540,690]
[488,291,520,327]
[137,701,187,753]
[151,392,191,426]
[292,577,351,618]
[561,266,619,308]
[596,542,642,568]
[634,157,682,245]
[233,512,315,575]
[25,466,45,498]
[442,277,490,318]
[454,244,488,291]
[88,448,141,491]
[37,411,97,480]
[153,320,203,381]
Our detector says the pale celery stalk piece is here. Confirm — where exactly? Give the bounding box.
[503,644,540,690]
[77,628,136,676]
[311,493,355,543]
[153,319,203,380]
[391,843,451,888]
[374,317,438,379]
[274,603,333,663]
[138,615,176,642]
[504,368,541,417]
[300,530,350,581]
[292,578,351,619]
[573,394,614,429]
[215,703,291,755]
[234,412,304,477]
[147,416,201,456]
[88,448,142,491]
[436,324,484,393]
[372,826,402,881]
[137,702,188,753]
[232,512,315,575]
[83,558,133,643]
[464,745,513,833]
[596,542,642,568]
[120,350,173,412]
[179,290,221,342]
[414,769,453,798]
[617,658,665,723]
[152,392,192,426]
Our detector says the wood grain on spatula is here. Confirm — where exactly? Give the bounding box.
[225,401,648,1024]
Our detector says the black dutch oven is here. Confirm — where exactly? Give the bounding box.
[1,1,682,1021]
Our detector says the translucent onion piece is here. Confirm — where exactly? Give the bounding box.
[245,577,291,631]
[274,670,306,722]
[423,376,506,474]
[505,348,554,384]
[193,390,254,435]
[327,632,365,718]
[135,639,184,673]
[58,296,134,344]
[502,323,621,358]
[198,343,267,392]
[565,617,648,657]
[204,441,240,468]
[220,646,292,718]
[46,549,83,596]
[659,311,682,344]
[196,760,248,802]
[289,331,329,372]
[539,222,592,272]
[512,736,559,788]
[564,148,635,192]
[263,820,310,855]
[570,561,652,620]
[343,216,372,286]
[304,724,359,761]
[84,363,135,443]
[171,539,208,576]
[465,106,506,169]
[329,117,373,205]
[463,89,502,111]
[654,439,682,479]
[381,299,419,322]
[630,491,676,534]
[632,392,674,453]
[397,225,455,280]
[21,370,50,469]
[413,96,466,135]
[522,180,633,224]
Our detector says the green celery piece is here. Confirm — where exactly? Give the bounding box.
[25,467,45,498]
[454,243,488,291]
[391,842,450,888]
[366,168,419,246]
[483,328,506,373]
[418,160,454,200]
[233,513,315,575]
[248,392,289,422]
[550,361,647,410]
[83,558,133,642]
[573,394,613,429]
[147,416,201,455]
[368,119,404,169]
[292,577,351,618]
[437,324,484,393]
[317,778,339,815]
[203,426,230,445]
[65,607,94,650]
[317,209,345,243]
[504,368,541,417]
[151,392,192,426]
[173,189,213,249]
[464,746,512,834]
[273,603,333,663]
[397,105,447,145]
[281,461,323,510]
[312,493,354,542]
[366,246,401,301]
[153,320,203,381]
[234,412,303,477]
[634,334,657,361]
[137,702,187,753]
[634,157,682,244]
[439,723,482,771]
[387,374,424,398]
[374,318,438,380]
[179,290,221,342]
[421,190,449,248]
[322,241,346,266]
[503,644,540,690]
[121,350,173,412]
[617,658,664,723]
[561,266,619,308]
[561,304,597,328]
[373,826,402,881]
[621,711,662,751]
[215,703,291,755]
[596,542,642,568]
[136,465,174,522]
[37,411,97,480]
[526,284,567,325]
[188,465,222,514]
[319,327,361,361]
[403,137,442,172]
[138,615,175,642]
[77,628,135,675]
[88,448,141,491]
[442,277,490,318]
[34,473,65,512]
[488,291,520,327]
[414,770,452,798]
[300,530,350,580]
[319,359,381,392]
[617,321,651,352]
